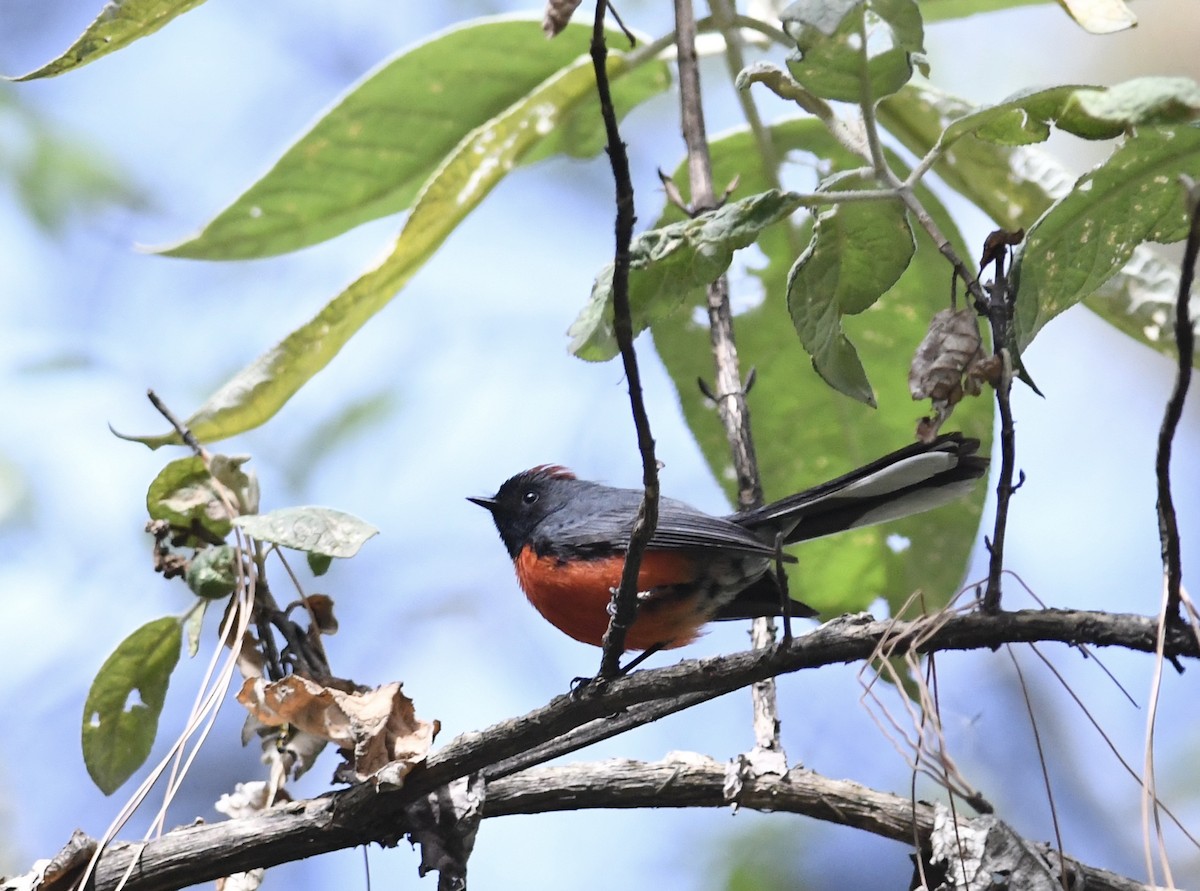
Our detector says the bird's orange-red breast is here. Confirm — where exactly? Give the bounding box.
[470,433,986,655]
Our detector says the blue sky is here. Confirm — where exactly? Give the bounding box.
[1,2,1199,889]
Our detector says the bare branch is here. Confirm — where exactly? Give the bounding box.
[50,608,1197,891]
[674,0,780,753]
[1157,177,1199,622]
[62,739,1179,891]
[588,2,660,678]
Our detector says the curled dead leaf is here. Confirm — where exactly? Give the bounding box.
[542,0,584,37]
[910,308,989,442]
[978,227,1025,271]
[299,594,338,635]
[407,773,486,891]
[236,676,439,786]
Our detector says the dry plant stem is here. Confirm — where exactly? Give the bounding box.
[673,0,780,754]
[1142,580,1174,889]
[1006,646,1069,889]
[1156,178,1199,622]
[589,2,661,678]
[22,610,1191,891]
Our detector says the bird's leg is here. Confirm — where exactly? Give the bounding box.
[774,529,793,644]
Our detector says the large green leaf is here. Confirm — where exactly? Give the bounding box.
[787,178,915,405]
[156,16,669,259]
[82,617,182,795]
[1013,124,1200,347]
[650,119,991,615]
[11,0,205,81]
[122,45,667,447]
[782,0,927,103]
[569,190,814,360]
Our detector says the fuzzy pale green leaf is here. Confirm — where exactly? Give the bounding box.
[82,617,182,795]
[233,506,378,558]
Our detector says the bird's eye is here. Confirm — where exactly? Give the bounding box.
[522,490,539,505]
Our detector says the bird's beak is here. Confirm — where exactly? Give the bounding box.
[467,495,497,512]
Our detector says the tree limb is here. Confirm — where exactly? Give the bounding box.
[28,608,1192,891]
[52,739,1172,891]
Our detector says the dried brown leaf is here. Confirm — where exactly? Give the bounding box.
[301,594,338,635]
[542,0,584,37]
[236,676,439,786]
[407,773,486,891]
[910,308,988,441]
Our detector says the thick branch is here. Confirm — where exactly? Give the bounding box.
[488,761,1154,891]
[59,609,1198,891]
[67,742,1170,891]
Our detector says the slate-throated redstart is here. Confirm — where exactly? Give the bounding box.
[470,433,986,662]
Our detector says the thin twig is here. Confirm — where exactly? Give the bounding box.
[982,246,1019,612]
[675,0,781,754]
[1157,177,1198,622]
[589,1,660,679]
[147,389,205,457]
[1006,645,1069,889]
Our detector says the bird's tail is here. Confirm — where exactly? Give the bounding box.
[735,432,988,545]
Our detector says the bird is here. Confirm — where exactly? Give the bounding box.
[470,433,986,669]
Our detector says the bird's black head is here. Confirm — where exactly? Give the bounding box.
[468,465,578,559]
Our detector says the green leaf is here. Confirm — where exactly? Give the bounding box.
[145,456,235,541]
[82,617,182,795]
[155,16,670,259]
[880,83,1200,367]
[568,190,812,361]
[233,506,378,558]
[942,78,1200,147]
[11,0,206,81]
[786,181,915,404]
[120,46,667,447]
[943,85,1108,146]
[185,545,239,600]
[878,83,1057,231]
[1013,125,1200,348]
[1083,246,1197,361]
[782,0,926,103]
[651,119,991,616]
[307,551,334,577]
